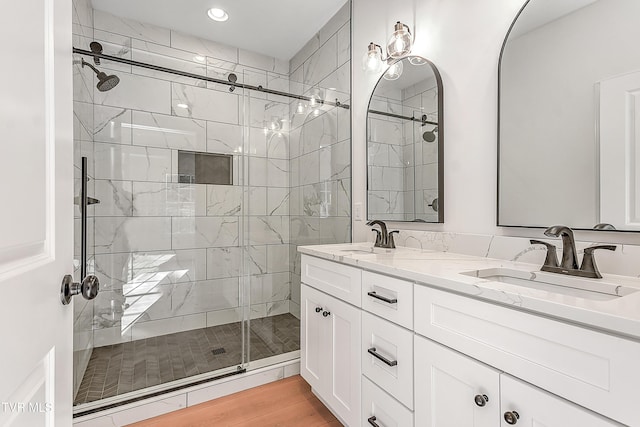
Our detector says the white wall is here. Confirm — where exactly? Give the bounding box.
[351,0,640,246]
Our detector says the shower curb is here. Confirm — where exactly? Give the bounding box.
[72,359,300,426]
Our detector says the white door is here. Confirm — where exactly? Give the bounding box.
[500,375,622,426]
[599,70,640,230]
[415,336,499,427]
[0,0,74,425]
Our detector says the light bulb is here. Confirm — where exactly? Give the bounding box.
[387,22,412,58]
[362,43,383,73]
[383,60,403,81]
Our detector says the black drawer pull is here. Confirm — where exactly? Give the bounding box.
[368,347,397,366]
[368,415,382,427]
[367,291,397,304]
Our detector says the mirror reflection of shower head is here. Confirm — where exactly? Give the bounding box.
[81,58,120,92]
[228,73,237,92]
[423,126,438,143]
[89,41,103,65]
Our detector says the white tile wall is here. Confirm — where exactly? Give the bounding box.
[74,4,350,350]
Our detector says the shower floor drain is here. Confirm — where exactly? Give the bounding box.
[211,347,226,355]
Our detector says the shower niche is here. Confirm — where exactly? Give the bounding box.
[366,55,444,223]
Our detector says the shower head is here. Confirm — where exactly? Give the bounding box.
[81,59,120,92]
[423,126,438,143]
[96,73,120,92]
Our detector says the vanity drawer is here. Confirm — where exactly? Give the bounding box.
[362,312,413,409]
[301,255,362,307]
[414,285,640,427]
[362,376,413,427]
[362,271,413,329]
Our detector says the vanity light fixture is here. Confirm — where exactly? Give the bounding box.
[387,21,413,58]
[363,43,385,73]
[363,21,413,74]
[207,7,229,22]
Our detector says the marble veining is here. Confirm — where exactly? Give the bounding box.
[300,242,640,339]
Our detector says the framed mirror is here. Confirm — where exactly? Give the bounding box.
[367,55,444,222]
[499,0,640,231]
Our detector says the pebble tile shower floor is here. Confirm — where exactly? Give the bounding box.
[74,313,300,405]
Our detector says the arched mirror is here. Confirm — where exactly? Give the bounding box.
[367,55,444,222]
[499,0,640,231]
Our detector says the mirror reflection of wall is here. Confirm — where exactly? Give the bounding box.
[499,0,640,231]
[367,56,444,223]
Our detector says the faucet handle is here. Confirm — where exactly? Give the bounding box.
[530,239,559,268]
[372,229,382,247]
[387,231,399,249]
[581,245,616,279]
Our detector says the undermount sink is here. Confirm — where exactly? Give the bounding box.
[461,267,640,301]
[337,246,393,255]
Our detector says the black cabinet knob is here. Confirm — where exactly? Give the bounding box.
[474,394,488,407]
[315,307,322,313]
[504,411,519,425]
[322,311,331,317]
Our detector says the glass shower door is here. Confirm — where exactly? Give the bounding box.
[72,43,250,409]
[241,69,301,370]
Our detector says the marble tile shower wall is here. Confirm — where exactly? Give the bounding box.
[73,8,295,347]
[367,77,439,221]
[288,3,352,318]
[402,78,439,221]
[72,0,95,397]
[368,91,405,220]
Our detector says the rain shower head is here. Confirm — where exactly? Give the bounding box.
[423,126,438,143]
[81,58,120,92]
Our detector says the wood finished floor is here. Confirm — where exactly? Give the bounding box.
[126,375,342,427]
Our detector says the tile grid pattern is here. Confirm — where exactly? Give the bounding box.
[74,313,300,405]
[72,3,296,348]
[367,76,439,222]
[288,3,352,319]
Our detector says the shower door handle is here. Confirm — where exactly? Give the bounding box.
[60,274,100,305]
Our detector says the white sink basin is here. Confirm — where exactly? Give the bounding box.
[336,245,394,255]
[461,268,640,301]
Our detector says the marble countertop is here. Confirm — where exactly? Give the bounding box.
[298,243,640,341]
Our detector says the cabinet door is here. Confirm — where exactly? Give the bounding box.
[301,284,330,395]
[415,336,499,427]
[327,291,362,427]
[500,375,623,427]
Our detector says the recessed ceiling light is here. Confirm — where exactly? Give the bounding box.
[193,55,206,63]
[176,103,189,109]
[207,8,229,22]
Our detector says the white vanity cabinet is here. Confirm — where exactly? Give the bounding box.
[414,336,500,427]
[415,337,621,427]
[300,257,362,427]
[299,251,639,427]
[500,374,621,427]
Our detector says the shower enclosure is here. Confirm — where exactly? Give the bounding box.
[71,0,351,415]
